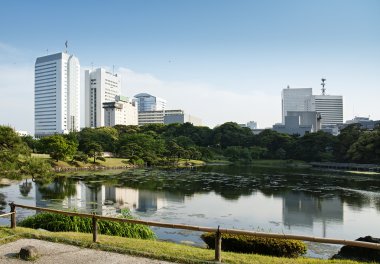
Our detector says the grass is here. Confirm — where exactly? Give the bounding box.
[0,227,360,264]
[35,156,131,169]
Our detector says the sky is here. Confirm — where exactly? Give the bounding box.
[0,0,379,133]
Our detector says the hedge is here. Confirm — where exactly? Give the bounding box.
[201,232,307,258]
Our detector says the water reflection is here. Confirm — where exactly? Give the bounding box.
[1,166,380,259]
[282,192,343,237]
[19,180,33,197]
[35,180,184,216]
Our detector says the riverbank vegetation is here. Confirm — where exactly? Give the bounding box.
[1,122,379,181]
[0,227,361,264]
[19,211,155,240]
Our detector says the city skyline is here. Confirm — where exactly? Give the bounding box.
[1,0,379,133]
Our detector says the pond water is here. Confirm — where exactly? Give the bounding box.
[1,165,380,259]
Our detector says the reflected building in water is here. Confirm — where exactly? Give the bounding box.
[35,182,184,216]
[282,192,343,237]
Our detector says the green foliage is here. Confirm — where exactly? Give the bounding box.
[0,126,30,177]
[20,157,52,183]
[19,212,156,240]
[83,142,103,163]
[289,131,337,162]
[78,127,118,153]
[39,135,77,162]
[347,130,380,164]
[73,151,89,163]
[201,232,307,258]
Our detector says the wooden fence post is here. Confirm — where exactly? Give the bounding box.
[215,225,222,262]
[9,203,16,229]
[92,213,98,243]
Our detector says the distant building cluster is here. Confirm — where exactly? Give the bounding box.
[33,52,202,138]
[133,93,201,126]
[274,82,344,136]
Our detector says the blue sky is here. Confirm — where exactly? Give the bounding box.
[1,0,379,132]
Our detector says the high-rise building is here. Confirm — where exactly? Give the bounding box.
[281,87,312,124]
[85,68,121,128]
[134,93,166,112]
[306,95,343,127]
[103,96,138,126]
[34,52,80,138]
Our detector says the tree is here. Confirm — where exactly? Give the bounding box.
[256,129,294,158]
[211,122,254,148]
[21,135,38,153]
[20,157,52,182]
[290,131,337,162]
[347,130,380,164]
[166,140,184,163]
[334,124,363,162]
[78,127,118,153]
[0,126,30,177]
[84,142,103,163]
[39,135,77,161]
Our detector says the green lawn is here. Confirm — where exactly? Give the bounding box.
[0,227,359,264]
[32,155,131,168]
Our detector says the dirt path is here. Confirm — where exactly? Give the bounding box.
[0,239,173,264]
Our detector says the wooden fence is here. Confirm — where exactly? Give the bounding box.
[3,202,380,262]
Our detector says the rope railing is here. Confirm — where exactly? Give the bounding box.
[8,202,380,262]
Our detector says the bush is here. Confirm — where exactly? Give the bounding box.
[19,212,155,240]
[201,232,306,258]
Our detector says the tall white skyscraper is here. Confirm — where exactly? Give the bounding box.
[84,68,121,127]
[34,52,80,138]
[134,93,166,112]
[281,87,312,123]
[306,95,343,127]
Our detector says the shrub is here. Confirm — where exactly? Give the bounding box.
[19,212,155,240]
[201,232,306,258]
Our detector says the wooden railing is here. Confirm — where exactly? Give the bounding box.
[7,202,380,262]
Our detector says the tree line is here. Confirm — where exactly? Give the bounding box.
[18,122,380,165]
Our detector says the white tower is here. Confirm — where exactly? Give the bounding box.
[84,68,121,127]
[34,52,80,137]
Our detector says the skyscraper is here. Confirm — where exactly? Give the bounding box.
[84,68,121,127]
[306,95,343,127]
[34,52,80,138]
[281,87,312,124]
[134,93,166,112]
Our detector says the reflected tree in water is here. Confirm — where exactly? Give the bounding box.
[36,177,77,200]
[0,193,6,213]
[19,179,33,197]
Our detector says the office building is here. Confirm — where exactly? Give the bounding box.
[103,96,138,126]
[281,87,312,124]
[34,52,80,138]
[247,121,258,130]
[85,68,121,127]
[134,93,166,112]
[164,111,202,126]
[306,95,343,128]
[138,110,202,126]
[273,111,321,136]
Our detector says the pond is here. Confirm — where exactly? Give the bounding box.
[1,165,380,259]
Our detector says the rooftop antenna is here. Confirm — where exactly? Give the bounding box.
[65,40,68,53]
[321,78,326,95]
